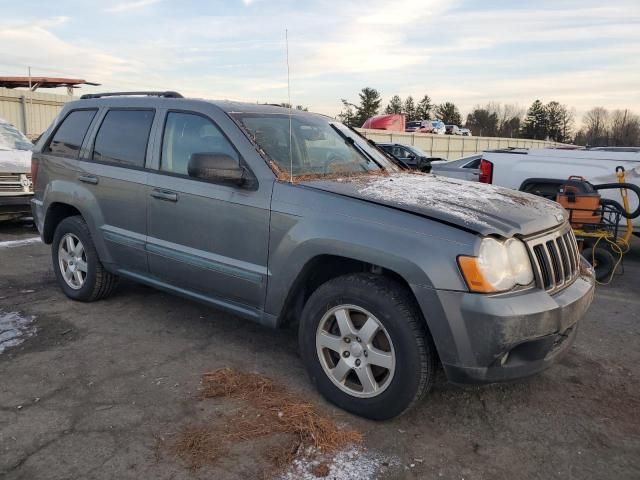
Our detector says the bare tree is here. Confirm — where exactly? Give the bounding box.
[609,109,640,146]
[583,107,609,146]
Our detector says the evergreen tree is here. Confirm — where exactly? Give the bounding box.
[385,95,403,114]
[354,87,382,126]
[521,100,548,140]
[337,99,357,126]
[403,96,417,121]
[465,108,498,136]
[415,95,433,120]
[545,101,564,142]
[435,102,462,125]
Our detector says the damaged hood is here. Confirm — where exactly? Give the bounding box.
[301,173,568,237]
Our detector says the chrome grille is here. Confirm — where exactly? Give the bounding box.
[525,225,580,293]
[0,173,32,193]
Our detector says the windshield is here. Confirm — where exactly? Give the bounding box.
[406,121,421,128]
[231,112,399,177]
[0,120,33,151]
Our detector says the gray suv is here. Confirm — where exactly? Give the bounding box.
[31,92,595,420]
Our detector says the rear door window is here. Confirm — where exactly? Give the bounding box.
[46,109,97,158]
[93,110,155,168]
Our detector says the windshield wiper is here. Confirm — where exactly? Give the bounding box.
[343,125,407,170]
[328,124,384,170]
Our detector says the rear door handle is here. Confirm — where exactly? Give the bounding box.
[151,189,178,202]
[78,174,98,185]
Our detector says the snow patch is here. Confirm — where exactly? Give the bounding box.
[279,446,397,480]
[0,311,36,353]
[0,237,42,249]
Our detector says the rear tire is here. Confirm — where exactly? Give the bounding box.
[52,216,118,302]
[582,247,616,282]
[299,273,436,420]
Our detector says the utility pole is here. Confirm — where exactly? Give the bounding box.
[27,66,33,135]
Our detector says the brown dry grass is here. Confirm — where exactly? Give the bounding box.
[201,368,362,451]
[169,368,362,476]
[172,425,225,471]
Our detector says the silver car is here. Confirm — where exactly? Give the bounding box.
[430,154,481,181]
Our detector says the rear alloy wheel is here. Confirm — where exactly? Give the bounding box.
[52,216,118,302]
[300,274,436,420]
[58,233,88,290]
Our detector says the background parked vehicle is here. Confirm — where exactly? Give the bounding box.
[479,148,640,235]
[405,120,433,133]
[376,142,442,170]
[459,128,472,136]
[361,114,405,132]
[445,125,461,135]
[430,120,446,134]
[0,118,33,221]
[430,154,481,181]
[405,120,422,132]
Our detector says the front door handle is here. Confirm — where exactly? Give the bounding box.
[151,189,178,202]
[78,174,98,185]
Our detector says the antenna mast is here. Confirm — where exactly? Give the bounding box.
[286,29,293,183]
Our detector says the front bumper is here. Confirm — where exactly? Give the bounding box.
[0,194,33,219]
[415,264,595,385]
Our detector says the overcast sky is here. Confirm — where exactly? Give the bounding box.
[1,0,639,121]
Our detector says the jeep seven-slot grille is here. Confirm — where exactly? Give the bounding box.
[525,225,580,293]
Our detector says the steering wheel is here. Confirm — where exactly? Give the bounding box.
[324,151,349,174]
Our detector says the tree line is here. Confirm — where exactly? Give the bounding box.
[337,87,640,146]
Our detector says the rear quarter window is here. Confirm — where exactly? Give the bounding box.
[46,109,97,158]
[92,109,155,168]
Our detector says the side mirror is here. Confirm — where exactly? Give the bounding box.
[188,153,245,185]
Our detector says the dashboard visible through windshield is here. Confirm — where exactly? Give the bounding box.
[231,112,399,177]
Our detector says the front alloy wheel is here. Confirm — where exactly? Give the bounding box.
[316,305,395,398]
[299,273,437,420]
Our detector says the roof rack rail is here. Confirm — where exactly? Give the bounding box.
[80,91,184,100]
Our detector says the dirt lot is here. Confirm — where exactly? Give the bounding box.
[1,221,639,480]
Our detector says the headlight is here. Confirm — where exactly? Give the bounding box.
[458,237,534,293]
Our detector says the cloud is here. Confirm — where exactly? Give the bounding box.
[0,21,139,83]
[105,0,163,13]
[0,0,637,120]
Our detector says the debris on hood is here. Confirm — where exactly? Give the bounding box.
[301,172,568,237]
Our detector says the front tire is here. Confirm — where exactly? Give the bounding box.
[52,216,118,302]
[299,274,437,420]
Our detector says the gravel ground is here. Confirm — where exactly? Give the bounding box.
[0,221,638,480]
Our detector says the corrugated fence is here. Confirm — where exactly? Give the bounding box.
[357,129,562,160]
[0,87,73,138]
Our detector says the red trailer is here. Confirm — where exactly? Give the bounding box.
[361,114,405,132]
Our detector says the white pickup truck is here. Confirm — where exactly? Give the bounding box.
[476,147,640,235]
